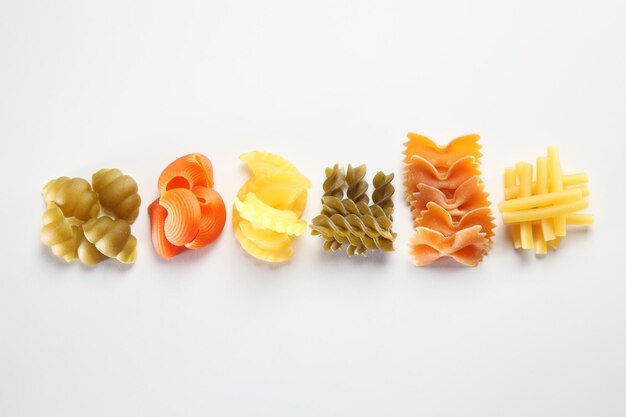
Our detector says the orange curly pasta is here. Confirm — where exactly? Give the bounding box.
[148,153,226,259]
[404,133,493,267]
[158,153,214,194]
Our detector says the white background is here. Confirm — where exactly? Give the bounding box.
[1,0,625,416]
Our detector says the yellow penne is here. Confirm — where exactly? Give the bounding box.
[504,167,521,248]
[502,199,589,224]
[516,162,534,249]
[504,172,588,199]
[547,147,567,236]
[533,224,547,255]
[565,213,594,225]
[498,188,583,212]
[535,156,556,241]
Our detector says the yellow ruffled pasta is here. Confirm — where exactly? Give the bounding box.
[233,151,310,263]
[235,192,307,236]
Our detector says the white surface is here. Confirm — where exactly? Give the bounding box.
[1,0,625,416]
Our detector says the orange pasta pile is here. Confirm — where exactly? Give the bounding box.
[404,133,494,266]
[148,154,226,259]
[233,151,311,263]
[498,147,593,254]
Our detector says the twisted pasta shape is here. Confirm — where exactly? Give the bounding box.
[323,164,346,199]
[42,176,100,221]
[82,216,137,264]
[372,172,394,217]
[40,202,77,262]
[92,168,141,223]
[310,213,395,255]
[346,164,369,204]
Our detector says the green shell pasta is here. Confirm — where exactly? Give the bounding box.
[42,176,100,221]
[40,202,77,262]
[82,216,137,264]
[92,168,141,223]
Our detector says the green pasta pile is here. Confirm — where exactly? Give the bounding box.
[310,164,396,256]
[40,168,141,266]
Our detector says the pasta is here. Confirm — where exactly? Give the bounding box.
[498,147,593,254]
[73,225,107,266]
[235,192,307,236]
[346,164,369,204]
[409,176,489,221]
[404,155,481,198]
[233,151,310,263]
[310,165,396,256]
[92,168,141,223]
[408,226,488,267]
[148,198,187,259]
[240,151,312,188]
[148,153,226,258]
[323,164,346,200]
[186,186,227,249]
[158,153,214,194]
[404,133,493,267]
[372,172,395,217]
[82,216,137,264]
[42,176,100,221]
[40,202,78,262]
[403,133,482,167]
[41,169,141,266]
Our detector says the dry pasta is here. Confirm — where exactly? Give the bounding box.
[498,147,593,254]
[233,151,310,263]
[42,176,100,221]
[404,133,493,267]
[92,168,141,223]
[311,164,396,257]
[82,216,137,264]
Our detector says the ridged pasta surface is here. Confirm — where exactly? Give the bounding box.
[233,151,310,263]
[404,133,493,267]
[310,164,396,257]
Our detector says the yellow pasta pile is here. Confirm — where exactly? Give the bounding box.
[232,151,311,263]
[40,168,141,265]
[499,147,593,254]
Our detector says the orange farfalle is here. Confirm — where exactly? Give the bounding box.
[148,153,226,259]
[404,155,480,198]
[403,133,482,167]
[158,153,214,194]
[404,133,493,267]
[418,203,495,242]
[409,176,490,219]
[148,198,187,259]
[408,226,488,267]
